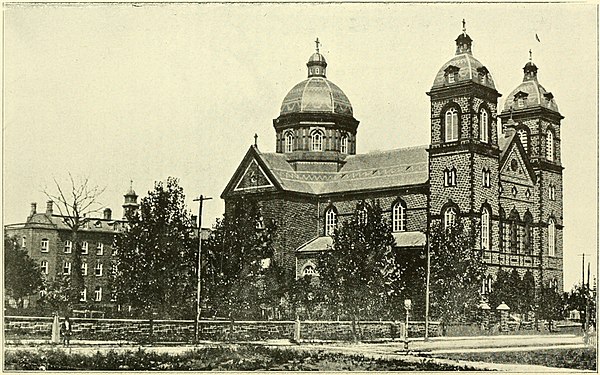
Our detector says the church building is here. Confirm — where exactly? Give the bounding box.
[222,25,564,295]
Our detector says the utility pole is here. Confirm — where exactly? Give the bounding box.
[424,238,431,340]
[578,253,591,340]
[193,195,212,343]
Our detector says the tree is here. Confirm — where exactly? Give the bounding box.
[429,221,486,327]
[565,282,596,328]
[537,285,564,331]
[489,268,514,311]
[112,177,197,319]
[44,173,105,308]
[4,236,43,308]
[318,200,397,339]
[202,197,278,320]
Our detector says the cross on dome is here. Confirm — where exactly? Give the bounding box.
[315,37,320,53]
[462,19,466,35]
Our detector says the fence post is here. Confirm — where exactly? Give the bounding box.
[294,317,301,342]
[51,314,60,344]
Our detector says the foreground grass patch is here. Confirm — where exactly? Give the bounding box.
[5,345,480,371]
[436,347,596,371]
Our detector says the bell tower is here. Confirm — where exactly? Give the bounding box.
[427,21,502,254]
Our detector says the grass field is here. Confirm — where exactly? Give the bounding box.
[5,344,481,371]
[435,347,596,371]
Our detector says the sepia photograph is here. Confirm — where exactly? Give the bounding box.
[3,2,598,371]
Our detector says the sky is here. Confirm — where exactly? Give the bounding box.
[3,3,598,291]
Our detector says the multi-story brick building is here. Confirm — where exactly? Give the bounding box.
[222,26,564,297]
[4,186,139,309]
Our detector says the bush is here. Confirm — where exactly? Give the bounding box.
[5,345,480,371]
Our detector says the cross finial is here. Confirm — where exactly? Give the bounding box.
[130,179,133,189]
[462,19,466,34]
[529,49,532,62]
[254,133,258,147]
[315,37,320,53]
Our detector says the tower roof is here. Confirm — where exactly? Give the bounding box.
[431,21,496,90]
[280,40,353,116]
[502,54,560,113]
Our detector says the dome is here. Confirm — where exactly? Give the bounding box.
[308,52,327,64]
[502,61,559,113]
[432,52,496,90]
[280,78,353,116]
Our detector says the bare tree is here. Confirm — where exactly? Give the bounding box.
[43,173,106,309]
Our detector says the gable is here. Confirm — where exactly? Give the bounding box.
[500,142,535,185]
[234,159,275,191]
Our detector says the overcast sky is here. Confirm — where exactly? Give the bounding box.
[4,3,597,290]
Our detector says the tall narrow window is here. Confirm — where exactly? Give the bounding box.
[482,168,491,188]
[481,207,490,250]
[325,208,337,236]
[546,131,554,161]
[40,260,48,275]
[524,213,533,254]
[311,130,323,151]
[97,243,104,256]
[392,201,407,232]
[444,168,457,187]
[80,288,87,302]
[41,239,49,252]
[445,108,459,142]
[444,207,457,230]
[81,262,88,276]
[549,184,556,201]
[517,128,529,153]
[94,286,102,302]
[340,134,348,154]
[548,218,556,256]
[284,132,293,153]
[480,109,489,143]
[357,207,368,226]
[81,241,88,255]
[95,262,103,277]
[64,240,72,254]
[21,237,26,248]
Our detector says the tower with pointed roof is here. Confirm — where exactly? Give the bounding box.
[273,39,360,172]
[122,181,139,219]
[499,54,564,292]
[427,21,502,256]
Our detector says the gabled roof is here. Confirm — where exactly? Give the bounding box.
[498,130,536,184]
[224,145,429,198]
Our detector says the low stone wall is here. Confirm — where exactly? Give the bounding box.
[4,316,439,342]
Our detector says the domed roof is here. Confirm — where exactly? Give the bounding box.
[280,47,353,116]
[432,52,496,90]
[502,61,559,113]
[280,78,353,116]
[431,25,496,90]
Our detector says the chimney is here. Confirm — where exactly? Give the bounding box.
[103,208,112,220]
[46,201,53,215]
[30,202,37,217]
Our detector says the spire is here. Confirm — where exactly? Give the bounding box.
[455,19,473,55]
[523,49,538,81]
[307,37,327,78]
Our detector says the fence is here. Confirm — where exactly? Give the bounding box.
[4,316,441,343]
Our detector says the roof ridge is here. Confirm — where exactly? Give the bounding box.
[351,144,429,156]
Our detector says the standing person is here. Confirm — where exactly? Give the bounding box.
[61,317,72,347]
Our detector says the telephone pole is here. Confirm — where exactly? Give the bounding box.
[193,195,212,343]
[578,253,591,339]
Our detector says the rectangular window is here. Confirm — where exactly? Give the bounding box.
[82,262,88,276]
[41,239,49,252]
[80,288,87,302]
[40,260,49,275]
[95,263,103,277]
[22,237,26,248]
[96,243,104,256]
[94,286,102,302]
[81,241,88,254]
[63,261,72,275]
[64,240,72,254]
[448,74,455,83]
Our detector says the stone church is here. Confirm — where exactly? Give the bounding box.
[222,26,564,295]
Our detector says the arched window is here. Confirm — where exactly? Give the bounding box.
[444,207,457,230]
[517,128,529,153]
[481,207,490,250]
[546,131,554,161]
[392,201,407,232]
[302,265,316,277]
[311,130,324,151]
[340,134,348,154]
[284,131,293,153]
[480,109,489,143]
[444,107,459,142]
[325,207,337,236]
[548,218,556,256]
[524,212,533,254]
